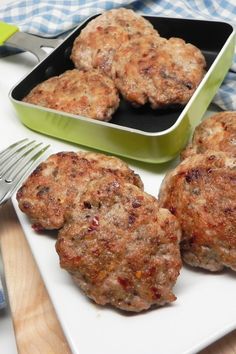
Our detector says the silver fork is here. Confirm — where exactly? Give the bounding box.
[0,138,50,206]
[0,139,50,309]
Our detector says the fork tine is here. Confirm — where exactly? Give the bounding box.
[0,139,29,163]
[0,143,50,205]
[2,141,42,182]
[0,139,35,177]
[5,143,50,183]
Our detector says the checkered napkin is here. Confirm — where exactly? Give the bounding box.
[0,0,236,108]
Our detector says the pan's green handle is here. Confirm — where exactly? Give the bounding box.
[0,21,19,45]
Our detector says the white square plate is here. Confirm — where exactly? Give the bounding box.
[12,149,236,354]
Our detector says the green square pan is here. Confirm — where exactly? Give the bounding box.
[9,15,236,163]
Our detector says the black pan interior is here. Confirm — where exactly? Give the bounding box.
[11,15,233,133]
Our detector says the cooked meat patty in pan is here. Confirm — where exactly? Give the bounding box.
[56,175,182,312]
[159,152,236,272]
[181,111,236,159]
[70,8,158,77]
[17,151,143,230]
[111,35,206,108]
[23,69,119,121]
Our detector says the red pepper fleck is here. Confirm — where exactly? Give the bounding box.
[146,266,156,277]
[128,214,136,225]
[88,216,99,232]
[132,200,142,208]
[151,287,161,300]
[117,277,132,290]
[22,201,31,210]
[32,223,45,232]
[169,206,176,215]
[185,169,201,183]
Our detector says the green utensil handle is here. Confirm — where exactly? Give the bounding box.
[0,21,19,45]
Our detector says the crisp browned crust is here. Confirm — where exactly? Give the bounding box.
[56,175,182,312]
[16,151,143,230]
[181,111,236,159]
[23,69,119,121]
[111,36,206,108]
[159,152,236,271]
[70,8,158,76]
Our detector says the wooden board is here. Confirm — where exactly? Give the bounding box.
[0,201,71,354]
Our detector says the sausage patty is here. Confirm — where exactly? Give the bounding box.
[56,175,182,312]
[23,69,119,121]
[181,111,236,159]
[70,8,158,76]
[159,152,236,271]
[111,35,206,108]
[17,151,143,230]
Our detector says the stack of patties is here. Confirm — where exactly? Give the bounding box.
[71,8,206,109]
[23,8,206,121]
[159,111,236,271]
[17,151,182,312]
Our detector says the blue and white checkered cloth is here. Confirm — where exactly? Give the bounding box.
[0,283,5,309]
[0,272,6,310]
[0,0,235,109]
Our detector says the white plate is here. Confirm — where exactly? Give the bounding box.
[12,149,236,354]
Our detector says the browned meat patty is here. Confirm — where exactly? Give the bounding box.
[23,69,119,121]
[70,8,158,76]
[159,152,236,272]
[181,111,236,159]
[17,151,143,230]
[111,35,206,108]
[56,175,182,312]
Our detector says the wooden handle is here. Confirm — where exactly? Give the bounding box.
[0,200,71,354]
